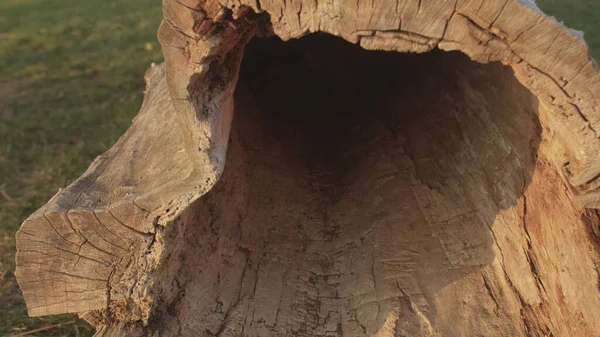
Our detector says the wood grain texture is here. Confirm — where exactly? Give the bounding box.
[16,64,222,317]
[14,0,600,335]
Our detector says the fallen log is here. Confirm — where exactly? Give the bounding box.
[15,0,600,336]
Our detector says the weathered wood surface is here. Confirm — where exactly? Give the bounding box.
[14,0,600,336]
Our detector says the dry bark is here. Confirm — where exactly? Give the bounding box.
[14,0,600,336]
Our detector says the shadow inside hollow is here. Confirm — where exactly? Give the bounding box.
[150,34,541,336]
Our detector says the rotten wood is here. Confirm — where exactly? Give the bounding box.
[15,0,600,336]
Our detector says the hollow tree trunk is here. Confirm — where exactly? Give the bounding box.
[14,0,600,336]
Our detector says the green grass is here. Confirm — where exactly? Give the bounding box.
[0,0,597,336]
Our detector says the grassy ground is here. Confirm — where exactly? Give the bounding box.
[0,0,597,336]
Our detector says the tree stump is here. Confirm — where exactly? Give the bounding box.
[14,0,600,336]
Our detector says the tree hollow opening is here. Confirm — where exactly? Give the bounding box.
[153,33,542,335]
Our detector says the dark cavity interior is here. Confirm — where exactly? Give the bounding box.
[154,34,542,335]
